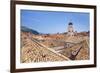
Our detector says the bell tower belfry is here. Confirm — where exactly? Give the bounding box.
[67,22,74,36]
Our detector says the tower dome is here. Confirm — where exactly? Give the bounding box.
[69,22,73,25]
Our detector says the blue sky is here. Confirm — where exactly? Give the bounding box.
[21,9,90,34]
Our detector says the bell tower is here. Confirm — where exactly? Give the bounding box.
[67,22,74,36]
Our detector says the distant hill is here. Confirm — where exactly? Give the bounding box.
[21,26,39,35]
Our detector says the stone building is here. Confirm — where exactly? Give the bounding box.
[67,22,75,36]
